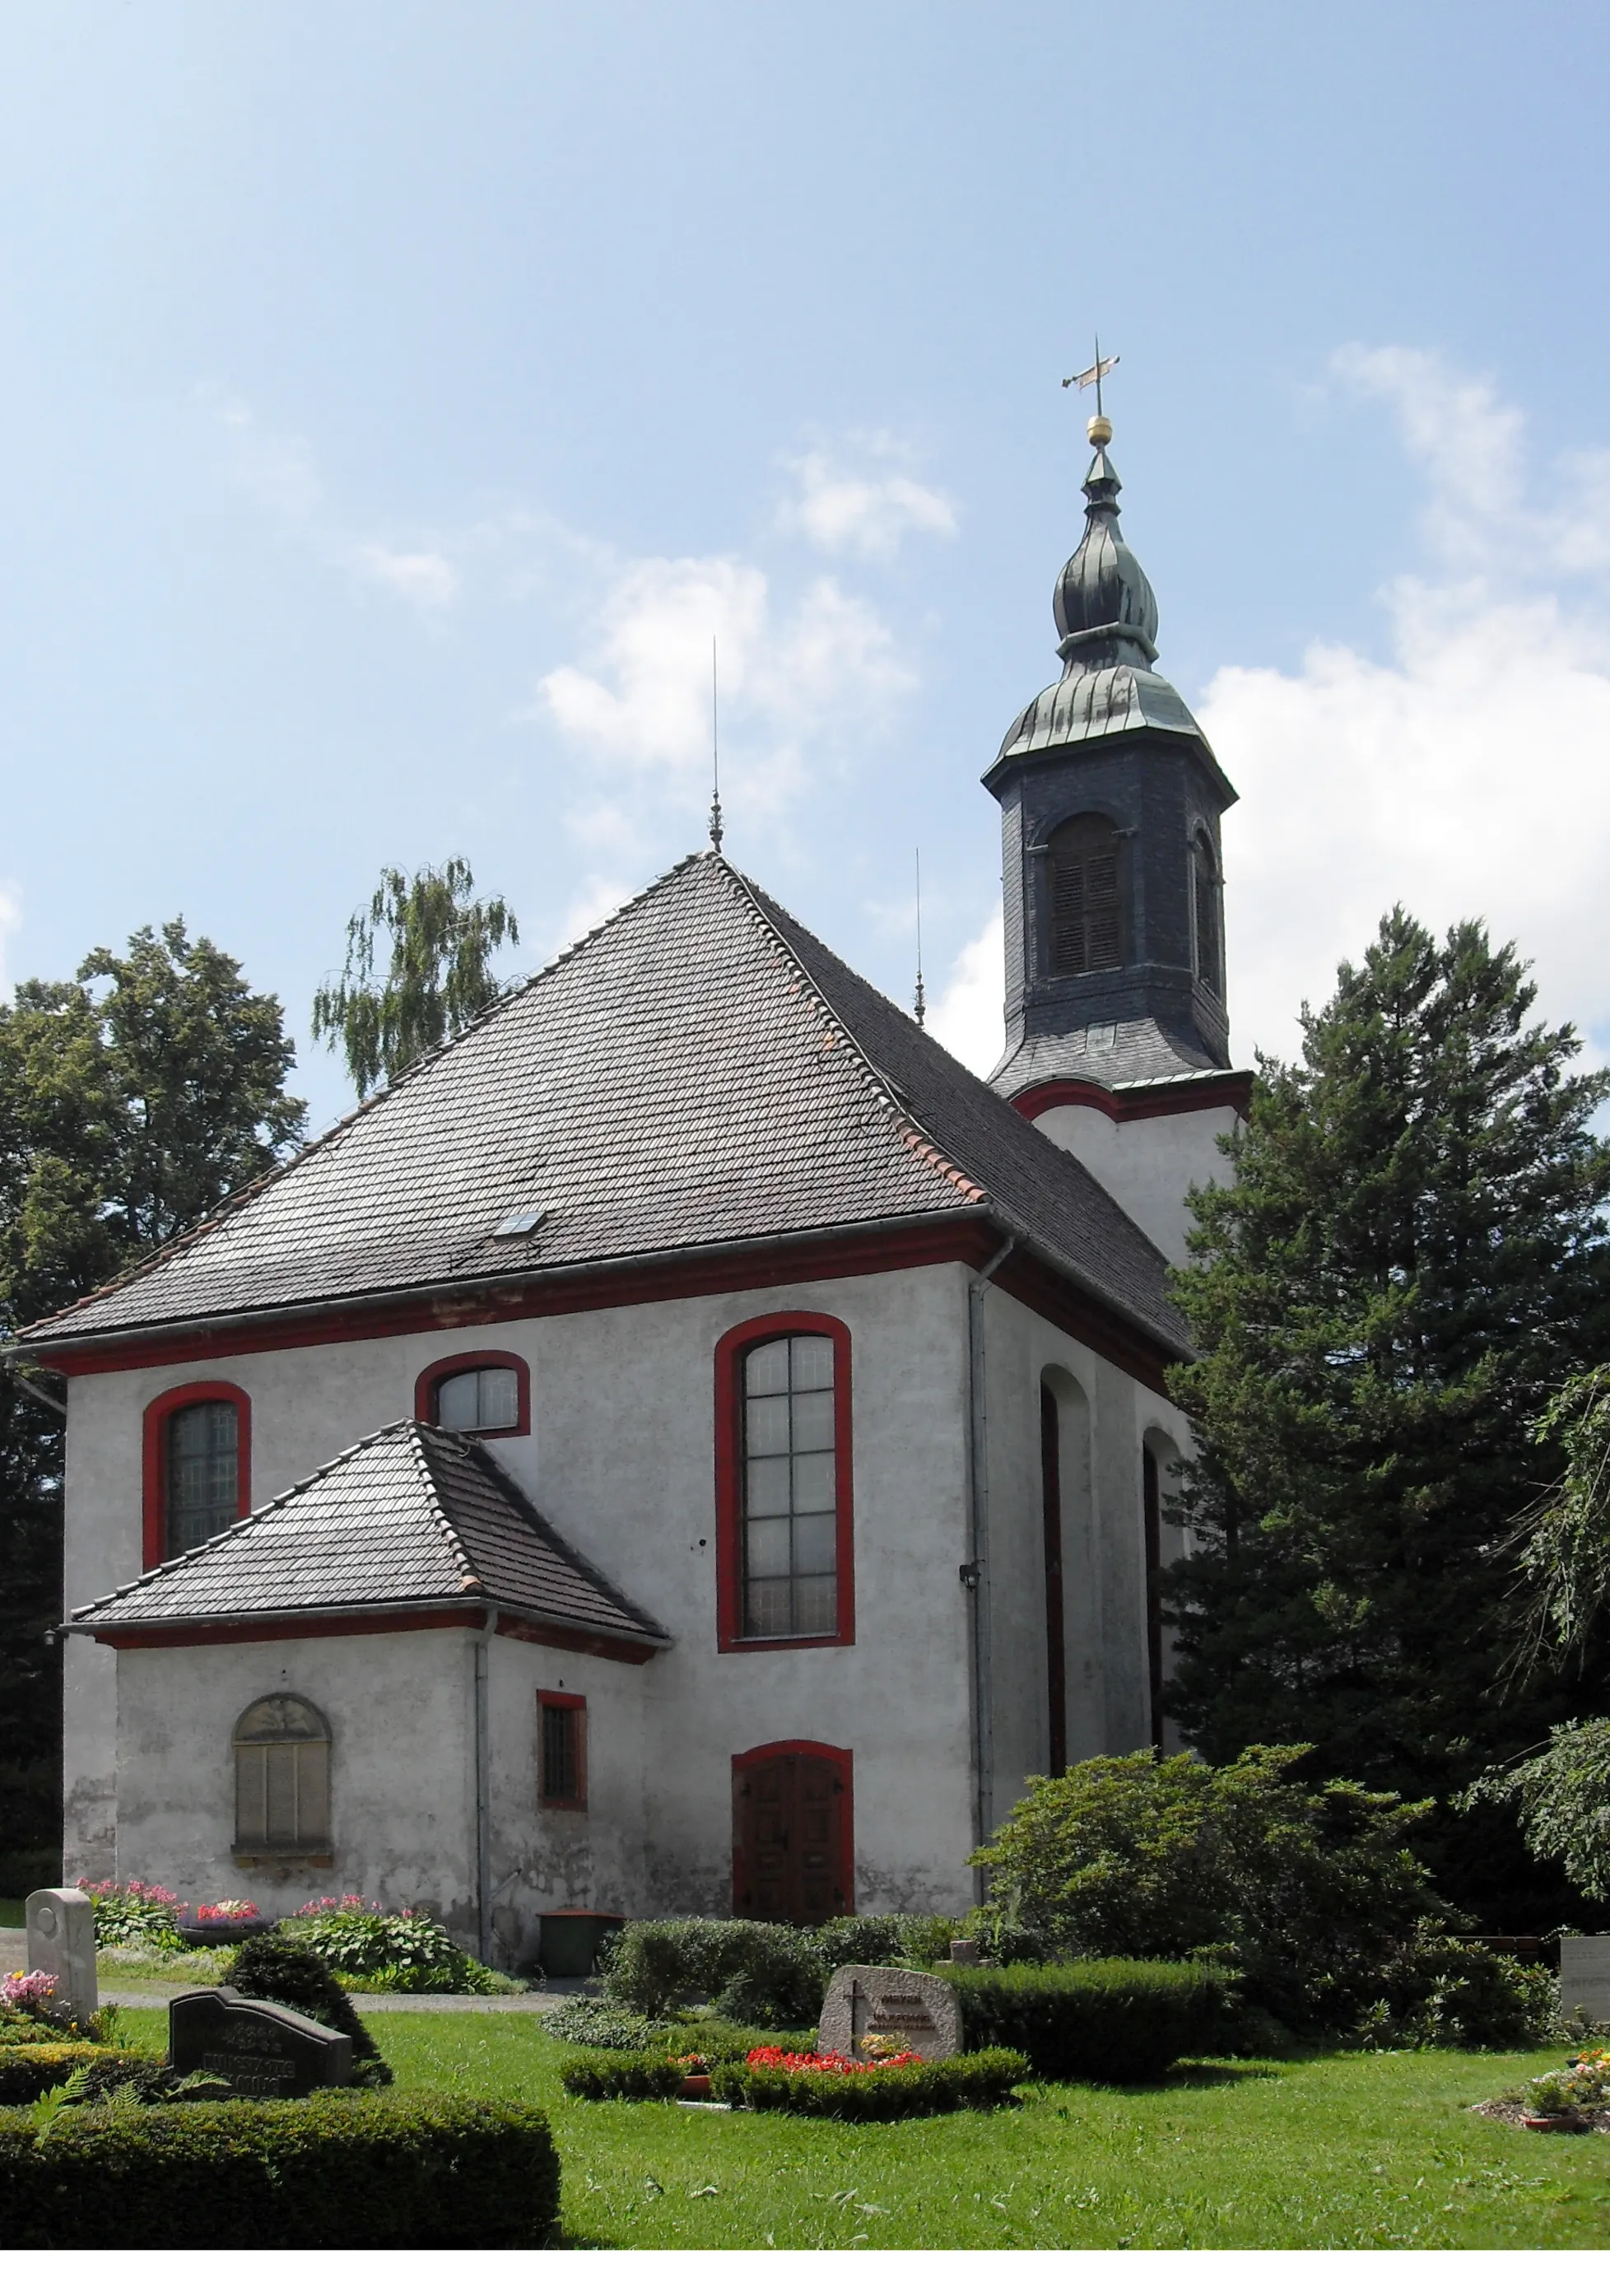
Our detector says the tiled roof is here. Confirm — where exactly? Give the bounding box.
[990,1016,1248,1097]
[24,852,1187,1357]
[65,1419,669,1645]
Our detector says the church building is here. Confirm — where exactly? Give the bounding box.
[27,412,1250,1963]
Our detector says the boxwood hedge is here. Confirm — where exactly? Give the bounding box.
[558,2050,684,2102]
[710,2048,1030,2120]
[0,2048,156,2107]
[942,1958,1234,2081]
[0,2090,560,2248]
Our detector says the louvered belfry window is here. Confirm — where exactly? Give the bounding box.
[1048,815,1123,976]
[741,1334,838,1638]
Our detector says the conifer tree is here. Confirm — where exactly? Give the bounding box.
[311,858,519,1097]
[1165,908,1610,1923]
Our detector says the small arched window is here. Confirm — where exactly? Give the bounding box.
[1192,831,1221,996]
[416,1351,529,1437]
[234,1695,332,1857]
[1048,814,1123,976]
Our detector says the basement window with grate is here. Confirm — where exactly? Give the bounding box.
[1048,813,1123,976]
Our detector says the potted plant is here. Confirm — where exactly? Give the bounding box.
[672,2052,713,2100]
[175,1898,272,1948]
[1519,2070,1588,2132]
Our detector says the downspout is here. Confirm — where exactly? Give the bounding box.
[965,1234,1017,1892]
[474,1606,499,1966]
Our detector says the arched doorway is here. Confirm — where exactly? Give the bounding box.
[732,1740,853,1923]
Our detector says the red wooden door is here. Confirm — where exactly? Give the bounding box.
[733,1742,852,1923]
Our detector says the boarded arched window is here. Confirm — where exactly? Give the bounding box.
[1192,831,1221,995]
[1048,814,1123,976]
[233,1695,332,1856]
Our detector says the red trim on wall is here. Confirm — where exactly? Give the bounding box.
[141,1381,252,1571]
[537,1688,588,1809]
[1012,1074,1251,1125]
[714,1311,854,1655]
[46,1221,984,1375]
[731,1739,854,1920]
[413,1348,531,1437]
[87,1605,660,1664]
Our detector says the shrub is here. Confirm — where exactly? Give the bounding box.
[1356,1930,1557,2049]
[0,2090,560,2247]
[286,1899,499,1991]
[942,1958,1235,2082]
[544,1997,666,2051]
[711,2047,1029,2120]
[76,1878,188,1950]
[804,1912,965,1979]
[600,1918,824,2024]
[0,2048,154,2107]
[226,1933,389,2082]
[557,2050,683,2102]
[664,2017,818,2063]
[970,1747,1482,2034]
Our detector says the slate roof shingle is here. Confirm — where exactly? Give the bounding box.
[65,1419,669,1646]
[23,853,1188,1358]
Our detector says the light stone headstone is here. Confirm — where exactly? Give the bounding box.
[1559,1935,1610,2025]
[817,1965,963,2062]
[169,1986,354,2096]
[24,1887,98,2027]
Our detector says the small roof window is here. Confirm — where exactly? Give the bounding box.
[493,1206,547,1236]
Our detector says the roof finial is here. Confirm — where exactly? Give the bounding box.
[1063,335,1119,447]
[708,635,724,852]
[914,848,927,1029]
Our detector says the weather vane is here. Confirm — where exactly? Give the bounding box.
[1063,337,1119,445]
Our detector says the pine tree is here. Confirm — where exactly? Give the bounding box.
[311,858,519,1096]
[1165,909,1610,1925]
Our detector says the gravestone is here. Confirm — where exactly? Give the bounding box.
[169,1986,353,2096]
[1559,1935,1610,2025]
[817,1966,963,2062]
[24,1888,98,2027]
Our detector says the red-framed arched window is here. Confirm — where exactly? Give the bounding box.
[732,1739,853,1921]
[714,1311,854,1653]
[414,1349,531,1439]
[142,1381,252,1571]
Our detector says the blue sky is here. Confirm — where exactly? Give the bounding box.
[4,2,1610,1131]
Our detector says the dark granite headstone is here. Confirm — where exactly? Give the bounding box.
[169,1986,353,2096]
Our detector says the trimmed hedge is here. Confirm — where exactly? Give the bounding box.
[0,2090,560,2249]
[226,1932,390,2080]
[710,2048,1030,2120]
[558,2050,684,2102]
[942,1958,1234,2081]
[0,2048,156,2107]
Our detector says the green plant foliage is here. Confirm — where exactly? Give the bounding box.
[543,1997,666,2051]
[226,1933,389,2081]
[78,1878,188,1949]
[0,2047,154,2107]
[1164,910,1610,1925]
[663,2018,818,2063]
[969,1745,1493,2036]
[942,1961,1233,2082]
[0,2089,560,2249]
[1461,1718,1610,1905]
[1510,1367,1610,1664]
[599,1918,825,2024]
[558,2049,685,2102]
[1353,1934,1557,2050]
[288,1901,500,1991]
[710,2048,1030,2120]
[310,857,519,1096]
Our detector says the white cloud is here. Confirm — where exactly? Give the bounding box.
[1207,346,1610,1069]
[347,543,460,612]
[779,442,956,559]
[536,553,916,858]
[929,904,1005,1078]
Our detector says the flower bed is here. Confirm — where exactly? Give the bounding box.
[285,1897,505,1993]
[712,2046,1030,2120]
[77,1878,188,1951]
[1480,2047,1610,2134]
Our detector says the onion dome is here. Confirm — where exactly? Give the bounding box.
[1053,447,1159,667]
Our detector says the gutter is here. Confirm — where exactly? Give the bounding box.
[474,1605,499,1967]
[963,1231,1018,1889]
[59,1594,669,1654]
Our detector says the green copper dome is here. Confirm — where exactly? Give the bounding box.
[1052,448,1160,665]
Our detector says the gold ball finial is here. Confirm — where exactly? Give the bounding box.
[1087,412,1113,447]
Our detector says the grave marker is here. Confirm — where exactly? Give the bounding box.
[24,1888,97,2027]
[817,1965,962,2062]
[169,1986,353,2096]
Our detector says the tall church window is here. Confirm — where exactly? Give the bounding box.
[1192,831,1221,996]
[416,1351,529,1437]
[714,1313,854,1651]
[233,1694,332,1858]
[142,1381,252,1568]
[1048,814,1123,976]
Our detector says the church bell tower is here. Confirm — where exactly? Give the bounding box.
[985,396,1251,1263]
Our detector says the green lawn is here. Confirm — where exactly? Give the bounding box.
[0,1900,27,1930]
[114,2005,1610,2248]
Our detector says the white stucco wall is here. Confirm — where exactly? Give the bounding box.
[1031,1101,1236,1264]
